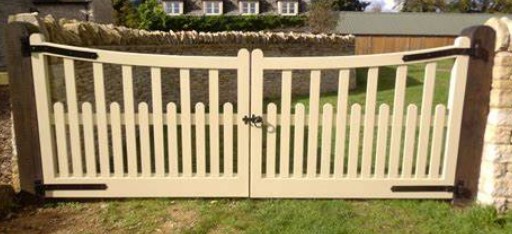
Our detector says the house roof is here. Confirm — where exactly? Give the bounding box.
[336,12,511,36]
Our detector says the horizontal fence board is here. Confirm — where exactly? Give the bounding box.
[50,113,448,127]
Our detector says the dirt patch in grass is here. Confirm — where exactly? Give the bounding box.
[0,202,107,234]
[157,203,199,233]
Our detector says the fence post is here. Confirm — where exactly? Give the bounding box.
[454,25,496,201]
[4,22,42,194]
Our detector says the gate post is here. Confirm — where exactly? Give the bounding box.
[4,22,42,194]
[454,26,495,202]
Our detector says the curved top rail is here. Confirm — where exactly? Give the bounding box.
[29,33,471,70]
[29,34,247,69]
[253,36,472,70]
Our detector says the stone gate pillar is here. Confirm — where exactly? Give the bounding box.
[478,17,512,212]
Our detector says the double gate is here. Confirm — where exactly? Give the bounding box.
[29,33,471,198]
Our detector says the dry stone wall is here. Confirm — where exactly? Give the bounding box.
[37,15,355,109]
[478,17,512,212]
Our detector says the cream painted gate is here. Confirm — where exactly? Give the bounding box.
[30,34,251,197]
[249,37,471,199]
[30,33,472,199]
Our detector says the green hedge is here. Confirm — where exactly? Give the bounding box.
[148,15,307,32]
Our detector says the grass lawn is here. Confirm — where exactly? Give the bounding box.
[2,199,512,233]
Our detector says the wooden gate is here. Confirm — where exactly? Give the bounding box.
[249,38,471,199]
[27,33,478,198]
[29,34,251,197]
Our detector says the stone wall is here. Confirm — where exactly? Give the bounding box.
[37,15,355,109]
[478,17,512,212]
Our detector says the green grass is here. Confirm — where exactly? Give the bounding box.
[282,59,454,110]
[42,199,512,233]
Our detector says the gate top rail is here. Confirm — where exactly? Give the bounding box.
[29,33,472,69]
[28,34,247,69]
[253,37,472,70]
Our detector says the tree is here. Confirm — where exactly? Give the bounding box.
[334,0,371,11]
[400,0,446,12]
[399,0,512,13]
[448,0,512,13]
[136,0,168,30]
[307,0,338,32]
[112,0,139,27]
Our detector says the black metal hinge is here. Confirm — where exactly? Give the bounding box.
[26,45,99,59]
[402,43,488,62]
[391,180,467,198]
[35,180,107,195]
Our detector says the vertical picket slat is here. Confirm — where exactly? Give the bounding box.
[388,66,407,178]
[54,103,69,177]
[361,67,378,178]
[320,104,334,178]
[374,104,390,178]
[64,58,83,177]
[401,105,418,178]
[306,70,321,178]
[266,103,278,178]
[180,69,193,177]
[167,103,179,177]
[279,70,292,178]
[293,104,306,178]
[209,69,220,177]
[122,65,138,177]
[196,103,206,177]
[415,62,437,178]
[347,104,361,178]
[82,103,96,177]
[429,105,446,178]
[110,103,124,177]
[443,37,470,182]
[223,103,234,177]
[334,70,350,178]
[93,63,110,177]
[139,103,151,177]
[151,67,165,177]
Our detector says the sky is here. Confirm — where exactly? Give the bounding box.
[366,0,398,12]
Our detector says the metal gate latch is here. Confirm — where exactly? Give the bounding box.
[243,114,263,126]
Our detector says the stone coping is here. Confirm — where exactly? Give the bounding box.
[39,15,354,46]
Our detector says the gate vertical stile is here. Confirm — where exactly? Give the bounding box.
[249,49,264,197]
[29,34,56,186]
[237,49,252,197]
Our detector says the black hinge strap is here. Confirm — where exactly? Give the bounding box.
[36,183,108,192]
[30,45,99,59]
[391,185,455,193]
[402,47,487,62]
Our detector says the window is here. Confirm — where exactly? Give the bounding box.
[163,1,183,15]
[240,1,259,15]
[204,1,223,15]
[278,1,298,15]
